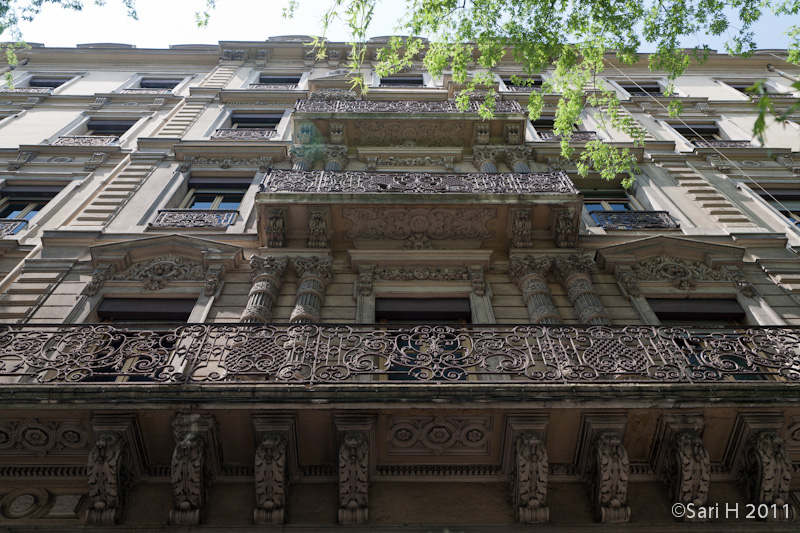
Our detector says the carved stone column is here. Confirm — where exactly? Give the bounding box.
[554,255,612,325]
[324,145,348,171]
[506,147,531,173]
[509,255,561,324]
[338,431,369,524]
[169,414,222,526]
[587,432,631,523]
[254,433,288,524]
[86,433,131,525]
[473,147,499,173]
[241,255,288,323]
[290,256,333,323]
[651,414,710,522]
[511,431,549,523]
[738,432,795,521]
[290,146,316,171]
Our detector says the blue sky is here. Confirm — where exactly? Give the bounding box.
[14,0,798,54]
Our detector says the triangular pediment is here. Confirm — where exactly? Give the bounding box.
[89,234,243,272]
[595,236,745,271]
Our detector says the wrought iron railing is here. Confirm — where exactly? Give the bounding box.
[247,83,298,90]
[211,128,277,140]
[0,219,26,237]
[53,136,119,146]
[2,87,52,93]
[149,209,238,228]
[120,88,172,94]
[591,211,679,230]
[294,99,525,114]
[692,140,753,148]
[1,324,798,384]
[537,131,599,142]
[260,170,579,195]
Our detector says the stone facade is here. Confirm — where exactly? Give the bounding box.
[0,39,798,529]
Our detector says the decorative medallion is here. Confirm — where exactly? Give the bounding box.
[387,416,492,456]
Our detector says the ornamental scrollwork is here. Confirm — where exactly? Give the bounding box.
[737,431,795,521]
[338,432,369,524]
[587,432,631,523]
[169,432,211,525]
[626,254,752,294]
[343,207,495,242]
[353,121,465,147]
[511,431,549,523]
[111,254,206,291]
[86,432,133,525]
[82,265,114,297]
[661,432,710,521]
[149,210,237,229]
[386,416,491,456]
[0,418,88,456]
[254,433,288,524]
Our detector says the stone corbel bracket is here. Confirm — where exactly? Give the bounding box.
[333,415,375,525]
[504,415,550,523]
[650,414,710,522]
[85,415,147,525]
[7,150,36,171]
[550,207,579,248]
[575,414,630,524]
[724,413,795,522]
[252,415,298,525]
[168,413,223,526]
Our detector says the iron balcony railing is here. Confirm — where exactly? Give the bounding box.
[537,131,599,142]
[294,99,525,114]
[0,219,26,237]
[1,324,798,384]
[53,136,120,146]
[211,128,277,140]
[260,170,579,195]
[149,209,238,228]
[591,211,679,230]
[692,140,753,148]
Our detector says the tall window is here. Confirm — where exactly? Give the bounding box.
[97,298,196,322]
[619,82,663,97]
[649,299,745,327]
[501,76,542,90]
[179,176,250,211]
[139,78,182,90]
[85,119,138,136]
[756,189,800,226]
[0,185,61,235]
[230,112,283,130]
[28,76,71,89]
[672,124,722,142]
[380,74,425,87]
[258,74,302,85]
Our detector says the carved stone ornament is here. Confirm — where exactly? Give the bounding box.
[551,208,578,248]
[706,154,731,173]
[291,256,333,323]
[374,267,469,282]
[297,98,523,115]
[330,122,344,144]
[665,433,710,519]
[587,432,631,523]
[84,152,108,171]
[511,431,549,523]
[776,155,800,174]
[241,255,289,323]
[625,254,749,293]
[354,121,466,147]
[86,432,132,525]
[338,432,369,524]
[222,49,247,60]
[357,264,374,296]
[254,433,288,524]
[737,431,795,521]
[178,156,272,172]
[343,207,496,243]
[387,416,492,456]
[7,150,35,170]
[110,254,206,291]
[373,155,455,168]
[0,418,88,457]
[204,268,221,297]
[308,208,330,248]
[170,432,211,525]
[469,266,487,296]
[82,265,114,297]
[264,208,286,248]
[510,209,533,248]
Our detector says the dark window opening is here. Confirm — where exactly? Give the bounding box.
[86,119,138,136]
[672,124,722,142]
[139,78,181,89]
[375,298,472,323]
[650,298,745,326]
[380,75,425,86]
[0,185,61,234]
[620,83,663,97]
[258,74,302,84]
[502,76,542,88]
[757,189,800,227]
[230,112,283,130]
[97,298,196,322]
[28,77,70,88]
[583,189,636,222]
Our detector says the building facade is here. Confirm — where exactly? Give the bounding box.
[0,38,799,529]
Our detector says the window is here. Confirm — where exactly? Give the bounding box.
[179,176,250,211]
[28,76,71,89]
[375,298,472,324]
[501,75,542,90]
[756,189,800,226]
[532,117,580,140]
[139,78,182,90]
[85,119,138,136]
[619,82,663,97]
[584,190,636,218]
[380,74,425,87]
[230,112,283,130]
[672,124,722,142]
[258,74,302,85]
[0,185,61,235]
[650,299,745,327]
[97,298,196,322]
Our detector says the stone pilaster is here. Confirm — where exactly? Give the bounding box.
[290,145,316,170]
[554,255,612,325]
[473,147,500,173]
[241,256,288,323]
[324,145,348,171]
[506,147,531,172]
[509,255,561,324]
[290,256,333,323]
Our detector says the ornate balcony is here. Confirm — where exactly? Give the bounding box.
[692,140,752,148]
[53,135,119,146]
[294,99,525,114]
[120,88,172,94]
[211,128,277,140]
[248,83,298,90]
[1,87,51,93]
[260,169,578,195]
[591,211,679,230]
[538,131,599,142]
[149,209,238,228]
[0,219,26,237]
[1,324,798,384]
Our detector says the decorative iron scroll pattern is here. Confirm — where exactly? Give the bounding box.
[261,169,578,195]
[294,99,524,114]
[211,129,277,140]
[2,324,800,384]
[150,210,238,228]
[692,140,753,148]
[248,83,298,90]
[0,219,26,237]
[538,132,599,142]
[2,87,51,93]
[591,211,679,230]
[53,136,119,146]
[120,89,171,94]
